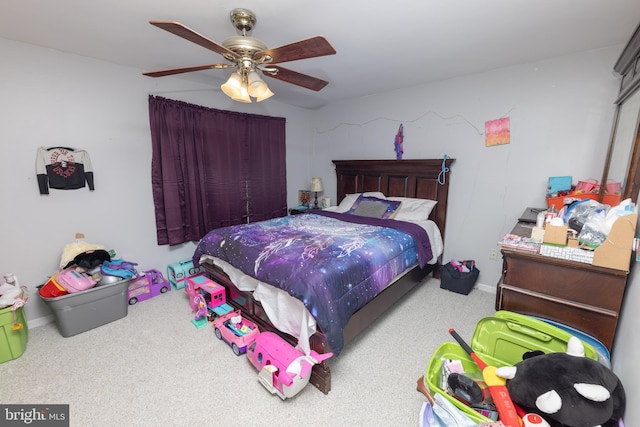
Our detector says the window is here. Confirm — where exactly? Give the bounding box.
[149,96,287,245]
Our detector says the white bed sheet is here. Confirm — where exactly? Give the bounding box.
[198,217,443,355]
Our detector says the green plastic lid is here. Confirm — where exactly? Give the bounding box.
[471,310,599,367]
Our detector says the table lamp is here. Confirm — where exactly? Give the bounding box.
[310,177,323,209]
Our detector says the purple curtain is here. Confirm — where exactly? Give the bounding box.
[246,116,288,223]
[149,96,287,246]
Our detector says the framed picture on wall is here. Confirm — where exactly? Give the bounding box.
[298,190,311,207]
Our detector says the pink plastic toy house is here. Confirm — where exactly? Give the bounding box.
[185,275,232,327]
[247,331,333,399]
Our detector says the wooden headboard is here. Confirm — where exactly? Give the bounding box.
[332,158,455,244]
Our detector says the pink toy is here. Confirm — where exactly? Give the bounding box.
[56,267,96,293]
[247,331,333,399]
[213,309,260,356]
[186,275,226,310]
[127,269,170,305]
[193,293,207,319]
[184,275,232,326]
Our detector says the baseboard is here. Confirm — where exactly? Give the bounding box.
[28,314,54,329]
[475,282,496,294]
[27,282,495,328]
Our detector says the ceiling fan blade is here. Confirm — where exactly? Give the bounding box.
[263,66,329,91]
[149,20,240,60]
[143,64,231,78]
[256,36,336,64]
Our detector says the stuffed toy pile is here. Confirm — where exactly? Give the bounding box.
[495,337,625,427]
[0,274,27,310]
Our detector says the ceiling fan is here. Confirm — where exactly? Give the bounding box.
[143,8,336,103]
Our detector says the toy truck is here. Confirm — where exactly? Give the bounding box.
[127,269,170,305]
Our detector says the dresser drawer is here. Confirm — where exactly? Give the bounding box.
[502,252,627,311]
[498,284,618,351]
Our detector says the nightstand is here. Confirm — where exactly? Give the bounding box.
[289,207,321,215]
[289,207,310,215]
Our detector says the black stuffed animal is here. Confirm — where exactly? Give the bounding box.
[63,249,111,269]
[495,337,625,427]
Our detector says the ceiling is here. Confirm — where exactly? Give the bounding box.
[2,1,640,109]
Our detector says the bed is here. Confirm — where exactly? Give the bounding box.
[193,158,454,394]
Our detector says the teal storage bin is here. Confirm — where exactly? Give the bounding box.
[425,311,600,424]
[0,305,28,363]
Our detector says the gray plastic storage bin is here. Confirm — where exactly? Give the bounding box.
[39,278,130,337]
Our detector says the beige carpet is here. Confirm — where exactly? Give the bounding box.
[0,278,495,427]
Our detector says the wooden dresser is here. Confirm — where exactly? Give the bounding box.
[495,222,630,353]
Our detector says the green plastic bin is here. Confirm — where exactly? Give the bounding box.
[425,310,600,424]
[0,305,28,363]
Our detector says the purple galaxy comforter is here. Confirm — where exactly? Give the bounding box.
[192,211,433,355]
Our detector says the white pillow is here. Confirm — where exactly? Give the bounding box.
[335,192,386,213]
[387,197,438,221]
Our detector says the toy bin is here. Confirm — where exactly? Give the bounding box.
[38,277,130,337]
[534,317,611,368]
[424,310,600,424]
[546,192,622,210]
[0,305,29,363]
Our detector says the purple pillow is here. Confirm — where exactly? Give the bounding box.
[346,195,401,219]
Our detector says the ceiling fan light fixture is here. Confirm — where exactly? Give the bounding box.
[221,72,243,98]
[247,70,271,98]
[232,81,252,103]
[255,87,274,102]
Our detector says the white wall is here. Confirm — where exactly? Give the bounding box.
[612,214,640,423]
[312,47,621,288]
[0,38,313,324]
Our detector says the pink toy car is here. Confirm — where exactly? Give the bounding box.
[127,269,170,305]
[213,310,260,356]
